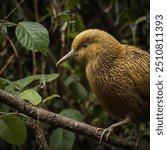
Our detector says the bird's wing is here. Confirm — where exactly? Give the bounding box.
[124,46,150,102]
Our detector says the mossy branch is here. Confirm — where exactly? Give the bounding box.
[0,89,149,150]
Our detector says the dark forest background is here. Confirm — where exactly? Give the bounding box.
[0,0,149,150]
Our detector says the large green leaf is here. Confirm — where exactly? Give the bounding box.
[1,74,59,94]
[49,128,75,150]
[0,115,26,146]
[15,21,49,55]
[19,89,42,105]
[14,74,59,90]
[0,74,58,98]
[49,109,83,150]
[60,108,83,121]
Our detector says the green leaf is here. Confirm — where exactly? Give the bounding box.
[59,14,71,23]
[4,85,20,97]
[8,74,59,91]
[15,21,49,55]
[76,14,85,32]
[0,25,7,45]
[49,128,75,150]
[0,78,20,96]
[0,115,26,146]
[43,94,60,103]
[15,74,59,90]
[0,77,15,89]
[0,74,59,97]
[19,89,42,105]
[64,76,75,87]
[65,0,79,10]
[71,82,88,100]
[60,108,83,121]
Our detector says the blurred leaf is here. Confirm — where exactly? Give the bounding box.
[4,85,20,97]
[0,103,10,112]
[0,115,26,146]
[60,108,83,121]
[61,62,73,70]
[115,8,130,27]
[19,89,42,105]
[50,99,67,113]
[49,109,83,150]
[59,14,71,23]
[71,82,88,100]
[76,14,85,32]
[0,78,20,96]
[14,74,59,91]
[0,74,59,97]
[92,111,108,127]
[0,78,15,90]
[65,0,79,10]
[64,76,75,87]
[61,21,68,31]
[15,21,49,55]
[43,94,60,103]
[49,128,75,150]
[0,25,7,45]
[135,16,146,25]
[67,31,78,38]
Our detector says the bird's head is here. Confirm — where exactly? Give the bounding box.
[56,29,121,67]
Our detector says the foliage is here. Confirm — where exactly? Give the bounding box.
[0,0,149,150]
[49,108,83,150]
[0,115,26,146]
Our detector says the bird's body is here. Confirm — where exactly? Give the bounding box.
[56,29,150,141]
[86,44,149,123]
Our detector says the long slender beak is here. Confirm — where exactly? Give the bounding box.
[56,50,78,67]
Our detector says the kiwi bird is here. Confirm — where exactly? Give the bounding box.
[56,29,150,142]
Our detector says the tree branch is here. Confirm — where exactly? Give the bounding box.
[0,89,149,150]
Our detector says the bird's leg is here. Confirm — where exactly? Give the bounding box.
[99,116,131,143]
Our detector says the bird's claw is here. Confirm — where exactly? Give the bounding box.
[98,127,114,143]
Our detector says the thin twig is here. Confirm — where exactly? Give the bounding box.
[49,0,59,32]
[4,0,24,20]
[6,36,19,58]
[0,54,15,75]
[33,0,39,22]
[33,124,49,150]
[32,52,37,75]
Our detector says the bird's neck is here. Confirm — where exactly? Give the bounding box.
[85,44,122,91]
[85,50,117,81]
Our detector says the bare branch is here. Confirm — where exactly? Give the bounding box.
[0,89,149,150]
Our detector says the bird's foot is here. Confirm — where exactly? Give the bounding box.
[98,127,114,143]
[97,116,131,143]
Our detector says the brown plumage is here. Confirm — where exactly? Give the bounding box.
[56,29,150,141]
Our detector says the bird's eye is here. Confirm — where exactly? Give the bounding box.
[82,43,88,48]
